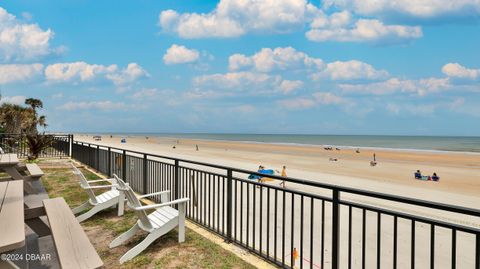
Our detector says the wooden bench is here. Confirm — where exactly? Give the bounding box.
[25,197,103,269]
[26,163,44,179]
[43,198,103,269]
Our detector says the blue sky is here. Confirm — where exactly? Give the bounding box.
[1,0,479,136]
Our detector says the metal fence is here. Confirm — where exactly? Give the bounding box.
[0,133,72,158]
[72,140,480,269]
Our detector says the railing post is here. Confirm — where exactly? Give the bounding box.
[122,150,127,181]
[143,154,148,194]
[226,169,233,243]
[96,145,100,171]
[332,189,340,269]
[107,147,112,177]
[68,134,73,157]
[174,160,179,200]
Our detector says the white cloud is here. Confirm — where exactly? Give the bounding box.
[0,95,26,105]
[279,92,346,109]
[0,63,43,84]
[279,80,303,94]
[386,103,436,115]
[183,88,225,100]
[57,101,126,111]
[163,44,200,65]
[315,60,389,80]
[194,71,274,90]
[323,0,480,20]
[45,62,116,83]
[131,88,159,99]
[105,63,149,85]
[312,92,345,104]
[228,47,386,81]
[339,77,450,95]
[229,47,323,72]
[0,7,60,61]
[278,97,316,109]
[442,63,479,80]
[193,71,307,96]
[158,0,319,38]
[306,17,422,44]
[45,62,148,85]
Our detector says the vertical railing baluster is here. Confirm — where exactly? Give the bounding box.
[412,220,416,269]
[394,216,398,269]
[377,212,381,269]
[107,147,111,177]
[362,208,366,269]
[300,194,304,269]
[321,200,325,268]
[349,206,352,269]
[475,233,479,269]
[96,145,100,170]
[430,224,435,269]
[226,169,233,243]
[174,160,179,200]
[452,229,456,269]
[291,193,295,268]
[310,198,314,269]
[143,154,148,194]
[332,189,340,269]
[122,150,126,181]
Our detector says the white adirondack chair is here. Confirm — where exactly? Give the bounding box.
[71,164,125,222]
[109,175,189,264]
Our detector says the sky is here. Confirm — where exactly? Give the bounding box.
[0,0,479,136]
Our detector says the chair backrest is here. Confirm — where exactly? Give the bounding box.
[113,175,153,230]
[71,164,98,204]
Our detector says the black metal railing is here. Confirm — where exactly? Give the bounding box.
[0,133,72,158]
[72,140,480,269]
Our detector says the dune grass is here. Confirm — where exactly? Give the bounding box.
[41,165,256,269]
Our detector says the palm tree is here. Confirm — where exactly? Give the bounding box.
[25,98,43,115]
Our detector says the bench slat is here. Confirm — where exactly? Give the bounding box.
[43,198,103,269]
[26,163,44,177]
[0,181,25,253]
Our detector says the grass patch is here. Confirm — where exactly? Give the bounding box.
[41,165,256,269]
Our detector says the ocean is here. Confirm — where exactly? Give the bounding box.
[93,133,480,153]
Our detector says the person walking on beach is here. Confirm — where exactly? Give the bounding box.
[280,165,287,188]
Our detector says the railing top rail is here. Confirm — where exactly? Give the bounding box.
[73,140,480,217]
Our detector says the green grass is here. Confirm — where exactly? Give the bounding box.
[41,165,256,269]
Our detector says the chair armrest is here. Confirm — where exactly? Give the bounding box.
[137,190,170,199]
[133,198,190,211]
[81,184,118,190]
[87,178,115,183]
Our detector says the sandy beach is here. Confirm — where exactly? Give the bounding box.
[75,134,480,268]
[76,134,480,200]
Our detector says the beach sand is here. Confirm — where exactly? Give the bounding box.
[75,134,480,268]
[76,134,480,200]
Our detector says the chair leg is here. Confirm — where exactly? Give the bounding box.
[72,201,90,214]
[109,223,140,248]
[117,192,125,216]
[178,204,186,243]
[119,227,170,264]
[76,204,105,222]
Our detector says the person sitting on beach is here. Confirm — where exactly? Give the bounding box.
[414,170,422,179]
[431,172,440,181]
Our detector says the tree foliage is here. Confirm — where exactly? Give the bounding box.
[0,96,52,160]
